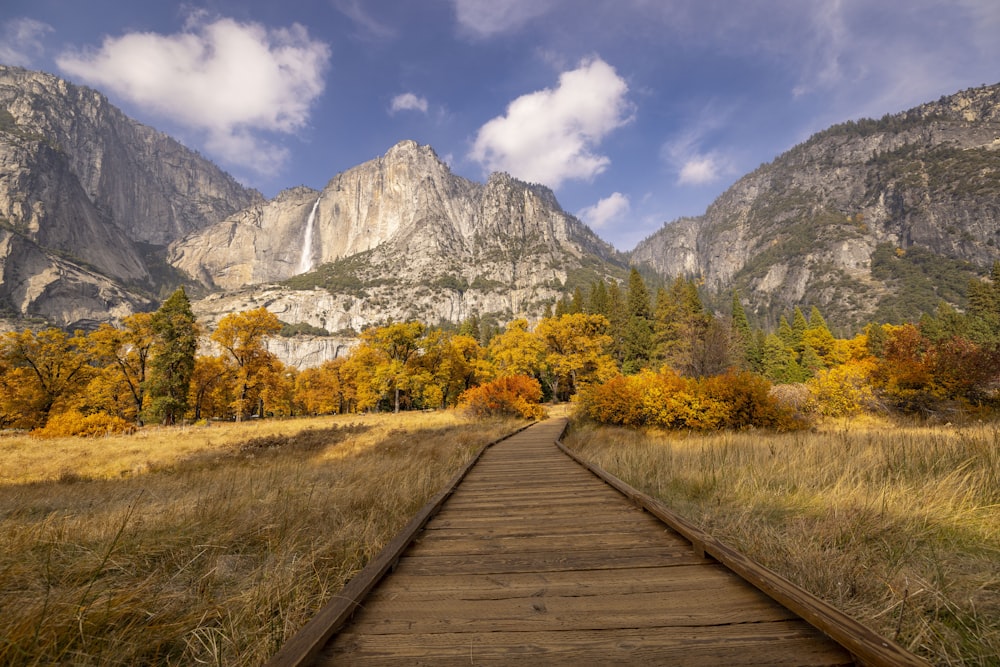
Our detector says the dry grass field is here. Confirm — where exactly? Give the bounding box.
[563,415,1000,666]
[0,411,522,665]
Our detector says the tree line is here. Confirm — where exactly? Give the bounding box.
[2,263,999,436]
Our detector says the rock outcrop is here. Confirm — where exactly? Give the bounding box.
[0,65,259,327]
[175,140,626,329]
[632,83,1000,329]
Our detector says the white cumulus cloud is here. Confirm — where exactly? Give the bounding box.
[469,57,631,189]
[0,18,53,67]
[578,192,630,229]
[55,13,330,175]
[390,92,429,114]
[452,0,556,38]
[677,155,722,186]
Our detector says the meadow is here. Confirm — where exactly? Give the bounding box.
[0,411,521,665]
[4,409,997,665]
[562,416,1000,666]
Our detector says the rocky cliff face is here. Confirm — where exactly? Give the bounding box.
[176,140,626,330]
[0,65,259,327]
[632,83,1000,329]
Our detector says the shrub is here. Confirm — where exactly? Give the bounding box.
[702,370,804,430]
[578,374,646,427]
[807,360,878,417]
[580,369,809,431]
[459,375,546,420]
[33,410,137,438]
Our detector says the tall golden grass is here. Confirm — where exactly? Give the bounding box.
[563,415,1000,666]
[0,411,522,665]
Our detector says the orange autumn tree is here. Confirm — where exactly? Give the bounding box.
[459,374,545,420]
[870,323,999,413]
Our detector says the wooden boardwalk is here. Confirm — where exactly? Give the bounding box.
[270,419,926,666]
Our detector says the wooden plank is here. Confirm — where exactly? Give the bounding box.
[340,588,800,634]
[394,546,707,575]
[426,509,651,525]
[406,531,691,556]
[439,497,630,511]
[427,506,644,522]
[421,520,667,538]
[322,622,854,666]
[365,564,752,601]
[451,482,595,491]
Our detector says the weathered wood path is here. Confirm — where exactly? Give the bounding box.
[268,418,926,666]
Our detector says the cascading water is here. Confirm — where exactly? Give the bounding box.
[298,196,321,274]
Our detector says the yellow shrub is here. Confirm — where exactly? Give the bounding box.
[807,359,877,417]
[33,410,138,438]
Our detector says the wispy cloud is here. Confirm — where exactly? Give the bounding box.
[390,92,429,115]
[661,105,734,187]
[469,57,632,188]
[56,12,331,176]
[0,18,53,67]
[578,192,630,229]
[452,0,557,38]
[627,0,1000,118]
[332,0,396,40]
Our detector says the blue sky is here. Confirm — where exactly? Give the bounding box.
[3,1,999,250]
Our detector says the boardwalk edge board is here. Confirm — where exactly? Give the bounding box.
[263,422,535,667]
[554,425,930,667]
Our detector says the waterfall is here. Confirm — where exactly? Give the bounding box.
[298,196,321,274]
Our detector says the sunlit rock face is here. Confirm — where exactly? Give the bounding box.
[173,140,626,331]
[0,65,258,327]
[631,83,1000,329]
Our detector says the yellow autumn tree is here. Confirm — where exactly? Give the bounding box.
[188,355,233,421]
[0,328,92,428]
[87,313,155,424]
[211,307,281,420]
[409,331,488,409]
[296,358,346,415]
[487,318,543,379]
[807,359,878,417]
[260,361,297,417]
[534,313,617,401]
[359,321,425,412]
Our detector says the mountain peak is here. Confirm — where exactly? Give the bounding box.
[383,139,444,165]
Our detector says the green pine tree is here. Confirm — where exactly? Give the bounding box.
[606,280,627,365]
[621,268,653,374]
[777,315,795,348]
[966,262,1000,347]
[588,279,610,316]
[570,287,585,314]
[146,287,199,425]
[731,292,752,368]
[791,306,808,353]
[458,313,481,341]
[799,343,823,375]
[652,276,707,375]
